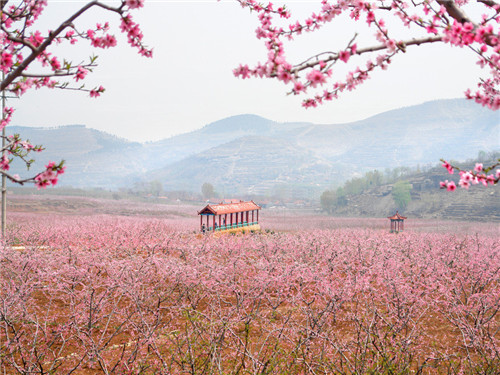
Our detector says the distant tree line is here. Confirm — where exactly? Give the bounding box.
[130,180,164,197]
[202,182,217,200]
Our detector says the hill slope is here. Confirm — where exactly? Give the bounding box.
[152,136,342,196]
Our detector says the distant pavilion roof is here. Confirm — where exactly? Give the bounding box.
[388,212,407,220]
[198,201,261,215]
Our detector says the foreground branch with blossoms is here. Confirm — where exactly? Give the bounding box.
[0,0,150,188]
[234,0,500,109]
[440,158,500,190]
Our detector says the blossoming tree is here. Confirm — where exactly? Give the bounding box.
[233,0,500,189]
[0,0,151,188]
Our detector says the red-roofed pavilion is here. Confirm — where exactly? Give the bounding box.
[388,211,407,233]
[198,200,261,233]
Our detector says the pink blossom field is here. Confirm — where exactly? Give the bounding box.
[1,197,499,374]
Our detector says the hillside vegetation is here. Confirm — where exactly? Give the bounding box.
[320,152,500,221]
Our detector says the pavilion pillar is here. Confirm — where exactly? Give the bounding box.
[200,215,203,230]
[230,213,233,226]
[213,215,216,230]
[257,210,259,223]
[252,210,254,223]
[219,215,221,228]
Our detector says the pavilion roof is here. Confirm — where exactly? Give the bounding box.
[198,200,261,215]
[388,212,407,220]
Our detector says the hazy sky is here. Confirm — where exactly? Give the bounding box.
[10,0,486,142]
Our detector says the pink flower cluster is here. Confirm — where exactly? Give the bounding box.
[125,0,145,9]
[89,85,105,98]
[34,161,65,189]
[0,51,13,73]
[439,179,456,191]
[74,66,88,81]
[0,107,14,131]
[119,14,152,57]
[234,0,500,110]
[0,155,10,171]
[87,23,117,49]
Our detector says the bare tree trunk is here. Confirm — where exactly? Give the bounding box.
[1,74,5,239]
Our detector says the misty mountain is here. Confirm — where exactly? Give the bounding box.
[8,99,499,197]
[291,99,498,168]
[7,125,145,188]
[151,135,343,196]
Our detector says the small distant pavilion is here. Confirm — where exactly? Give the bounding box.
[388,211,407,233]
[198,200,261,233]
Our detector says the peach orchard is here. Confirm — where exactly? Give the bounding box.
[0,210,499,373]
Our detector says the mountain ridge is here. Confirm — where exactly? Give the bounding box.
[7,98,499,197]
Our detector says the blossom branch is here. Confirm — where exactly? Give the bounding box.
[440,159,500,191]
[0,0,149,188]
[292,35,442,74]
[234,0,500,110]
[1,1,120,91]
